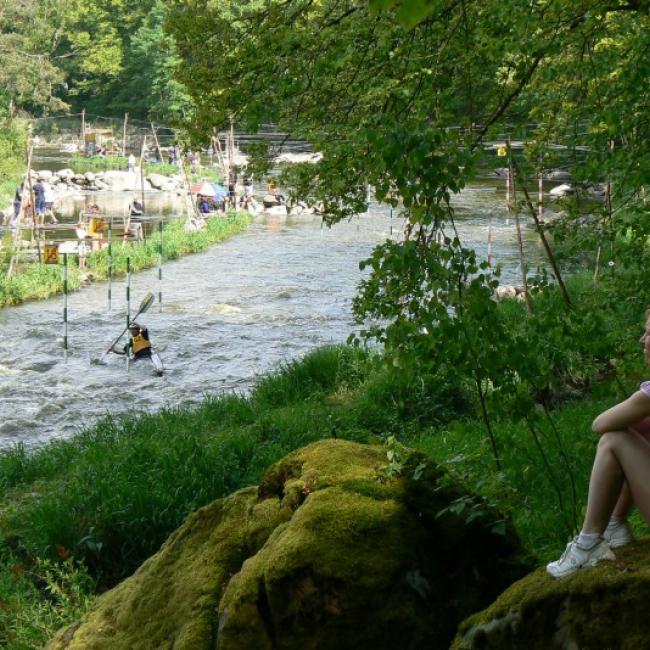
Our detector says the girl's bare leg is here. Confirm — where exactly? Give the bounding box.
[612,482,633,520]
[582,431,650,534]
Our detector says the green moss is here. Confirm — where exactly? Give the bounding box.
[452,538,650,649]
[48,440,529,650]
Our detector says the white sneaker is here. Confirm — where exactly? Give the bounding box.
[546,537,615,578]
[603,521,634,548]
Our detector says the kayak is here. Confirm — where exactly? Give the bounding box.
[150,351,164,376]
[129,351,164,376]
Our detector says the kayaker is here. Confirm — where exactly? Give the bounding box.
[111,322,151,359]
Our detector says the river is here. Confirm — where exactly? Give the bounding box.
[0,158,544,449]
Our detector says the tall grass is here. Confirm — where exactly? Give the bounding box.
[0,284,647,645]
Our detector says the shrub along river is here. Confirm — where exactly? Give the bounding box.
[0,169,545,449]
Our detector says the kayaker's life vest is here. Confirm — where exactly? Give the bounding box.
[131,332,151,355]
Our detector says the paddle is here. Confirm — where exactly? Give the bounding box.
[92,292,156,365]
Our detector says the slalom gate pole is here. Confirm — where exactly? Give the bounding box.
[126,257,131,373]
[487,215,494,266]
[107,223,113,312]
[158,220,163,312]
[62,253,68,362]
[390,205,393,238]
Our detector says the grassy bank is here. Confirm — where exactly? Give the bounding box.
[67,155,223,183]
[0,212,251,307]
[0,340,639,647]
[1,271,649,646]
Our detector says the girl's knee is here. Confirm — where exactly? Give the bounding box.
[597,432,620,452]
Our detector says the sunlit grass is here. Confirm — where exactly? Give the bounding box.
[0,212,251,307]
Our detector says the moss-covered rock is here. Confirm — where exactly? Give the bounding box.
[452,538,650,649]
[48,439,529,650]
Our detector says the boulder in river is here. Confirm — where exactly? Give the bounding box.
[56,168,74,180]
[101,170,137,192]
[263,193,281,208]
[452,538,650,649]
[37,169,53,181]
[47,439,530,650]
[549,183,574,198]
[146,173,167,190]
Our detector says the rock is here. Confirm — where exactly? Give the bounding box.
[101,171,137,192]
[546,169,572,181]
[94,180,109,191]
[37,170,53,181]
[47,439,530,650]
[275,152,323,164]
[146,173,167,189]
[586,183,607,199]
[72,174,86,185]
[549,183,574,198]
[263,194,281,208]
[452,539,650,649]
[57,168,74,180]
[83,172,96,183]
[494,285,517,301]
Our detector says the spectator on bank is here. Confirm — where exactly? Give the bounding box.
[32,180,45,220]
[12,184,23,224]
[198,195,211,215]
[41,181,57,224]
[125,199,144,242]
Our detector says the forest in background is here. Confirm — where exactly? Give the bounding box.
[0,0,189,123]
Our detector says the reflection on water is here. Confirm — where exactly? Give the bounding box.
[1,149,545,449]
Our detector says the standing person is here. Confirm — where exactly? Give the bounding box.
[228,169,238,209]
[12,183,23,225]
[42,181,58,224]
[124,199,144,242]
[128,153,136,173]
[32,180,45,222]
[547,310,650,578]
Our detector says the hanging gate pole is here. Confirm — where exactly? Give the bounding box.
[158,220,163,312]
[62,253,68,362]
[107,222,113,312]
[126,257,131,373]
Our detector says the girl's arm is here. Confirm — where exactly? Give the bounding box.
[592,391,650,434]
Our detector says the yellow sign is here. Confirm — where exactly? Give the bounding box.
[44,244,59,265]
[496,145,508,157]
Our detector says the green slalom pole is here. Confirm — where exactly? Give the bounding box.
[158,220,163,312]
[62,253,68,362]
[126,257,131,373]
[107,223,113,312]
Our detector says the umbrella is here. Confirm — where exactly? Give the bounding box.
[210,183,228,199]
[190,181,217,197]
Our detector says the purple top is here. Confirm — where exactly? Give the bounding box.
[640,381,650,397]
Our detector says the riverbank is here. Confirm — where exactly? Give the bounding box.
[0,338,629,648]
[0,211,251,307]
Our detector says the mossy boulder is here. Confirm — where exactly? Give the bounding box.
[48,439,530,650]
[452,538,650,649]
